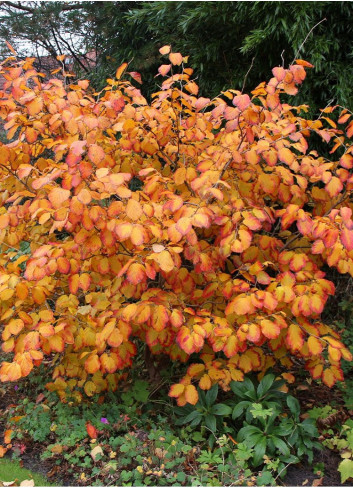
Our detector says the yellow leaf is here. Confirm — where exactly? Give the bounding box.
[116,62,128,80]
[184,384,198,405]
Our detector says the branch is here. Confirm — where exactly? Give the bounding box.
[0,1,86,12]
[0,1,33,13]
[291,18,327,65]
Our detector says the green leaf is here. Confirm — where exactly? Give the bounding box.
[257,470,274,485]
[204,414,217,433]
[253,436,267,466]
[189,415,203,428]
[257,373,275,398]
[286,395,300,417]
[272,437,290,458]
[212,403,232,416]
[338,458,353,483]
[182,410,203,424]
[205,384,218,407]
[232,400,250,419]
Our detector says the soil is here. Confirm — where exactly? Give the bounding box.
[283,448,348,487]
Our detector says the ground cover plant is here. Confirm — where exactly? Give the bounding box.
[0,43,353,484]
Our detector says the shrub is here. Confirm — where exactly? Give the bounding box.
[0,46,352,404]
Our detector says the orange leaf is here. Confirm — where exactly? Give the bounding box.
[158,64,172,76]
[307,336,323,356]
[154,250,175,272]
[159,45,171,55]
[85,354,100,374]
[0,214,9,229]
[48,188,70,209]
[184,384,198,405]
[126,199,143,221]
[116,62,128,80]
[169,383,185,397]
[86,422,98,439]
[4,429,12,445]
[287,323,304,351]
[169,52,183,66]
[127,263,146,285]
[88,144,105,164]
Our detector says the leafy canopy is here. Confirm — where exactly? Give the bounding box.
[0,46,352,404]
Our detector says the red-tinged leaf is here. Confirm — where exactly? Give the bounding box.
[5,40,16,54]
[341,227,353,251]
[79,273,91,291]
[57,257,70,274]
[295,59,313,68]
[325,176,343,198]
[115,222,133,240]
[322,368,336,388]
[310,295,325,314]
[169,52,183,65]
[0,214,9,229]
[85,354,100,374]
[195,97,210,111]
[158,64,172,76]
[48,188,70,209]
[272,66,286,81]
[126,198,142,221]
[223,335,239,357]
[170,309,183,328]
[88,144,105,164]
[154,250,175,272]
[246,323,261,343]
[278,147,295,165]
[233,94,251,111]
[27,97,43,116]
[4,429,12,445]
[152,305,169,332]
[347,121,353,138]
[159,45,171,55]
[86,422,98,439]
[307,336,323,356]
[260,319,280,339]
[340,153,353,169]
[77,188,92,205]
[199,374,212,390]
[184,384,198,405]
[116,62,128,80]
[287,323,304,351]
[169,383,185,397]
[23,332,40,351]
[107,329,123,348]
[225,295,254,316]
[176,217,192,236]
[128,71,142,84]
[127,263,146,285]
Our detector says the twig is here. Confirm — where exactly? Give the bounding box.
[291,18,327,65]
[241,56,255,93]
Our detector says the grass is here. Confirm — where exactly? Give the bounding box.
[0,459,56,486]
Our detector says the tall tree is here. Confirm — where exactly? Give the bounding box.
[88,1,353,111]
[1,1,353,113]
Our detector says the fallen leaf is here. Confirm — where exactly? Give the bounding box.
[312,477,323,486]
[20,481,34,487]
[91,445,103,461]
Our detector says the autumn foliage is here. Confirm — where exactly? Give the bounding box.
[0,46,352,405]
